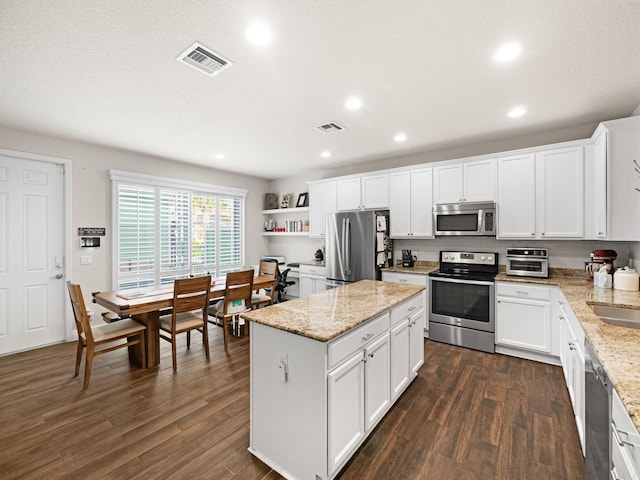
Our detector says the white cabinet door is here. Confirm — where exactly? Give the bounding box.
[593,129,608,239]
[313,277,326,294]
[389,171,411,237]
[496,296,551,353]
[309,180,336,238]
[328,351,365,475]
[299,275,313,297]
[433,164,463,204]
[389,168,433,238]
[408,309,424,375]
[463,158,496,202]
[497,153,536,239]
[364,333,391,431]
[536,146,584,238]
[411,168,433,237]
[390,320,410,401]
[337,178,362,211]
[361,174,389,209]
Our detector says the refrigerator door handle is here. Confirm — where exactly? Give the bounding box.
[345,218,351,275]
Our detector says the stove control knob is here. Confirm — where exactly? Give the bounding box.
[488,256,494,262]
[480,256,486,261]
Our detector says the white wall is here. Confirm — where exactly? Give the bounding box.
[629,242,640,269]
[0,126,270,313]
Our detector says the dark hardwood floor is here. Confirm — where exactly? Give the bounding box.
[0,327,585,479]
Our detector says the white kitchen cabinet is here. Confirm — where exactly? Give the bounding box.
[559,299,585,453]
[363,333,391,430]
[309,180,337,237]
[596,116,640,241]
[592,128,608,239]
[498,146,584,239]
[611,387,640,479]
[495,282,552,355]
[408,308,425,375]
[328,350,365,474]
[336,174,389,211]
[389,320,410,401]
[497,153,537,239]
[433,158,496,204]
[389,167,433,238]
[535,146,584,238]
[299,264,326,297]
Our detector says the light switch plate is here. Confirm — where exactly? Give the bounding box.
[80,255,92,265]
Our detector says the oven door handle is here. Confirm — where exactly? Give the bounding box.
[429,277,494,286]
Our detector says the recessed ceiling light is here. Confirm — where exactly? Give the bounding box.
[321,151,331,159]
[245,22,272,46]
[345,96,363,110]
[394,133,407,143]
[215,153,225,160]
[507,106,527,118]
[494,42,523,62]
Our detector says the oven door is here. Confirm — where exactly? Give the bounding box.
[429,277,495,332]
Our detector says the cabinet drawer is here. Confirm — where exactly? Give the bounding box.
[382,271,428,286]
[496,282,551,301]
[328,312,390,369]
[300,264,326,276]
[390,293,423,326]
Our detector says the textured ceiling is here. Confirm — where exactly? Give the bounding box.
[1,1,640,179]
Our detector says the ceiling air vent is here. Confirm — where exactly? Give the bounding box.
[177,42,233,77]
[316,122,345,134]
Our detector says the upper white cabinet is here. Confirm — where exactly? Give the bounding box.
[498,146,584,239]
[535,146,584,238]
[337,174,389,211]
[497,153,537,238]
[308,180,336,238]
[433,158,496,204]
[596,116,640,241]
[389,167,433,238]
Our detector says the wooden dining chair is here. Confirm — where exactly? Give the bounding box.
[67,281,146,389]
[209,270,254,351]
[251,261,278,309]
[159,275,211,371]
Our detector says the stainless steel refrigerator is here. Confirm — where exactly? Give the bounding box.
[325,210,392,288]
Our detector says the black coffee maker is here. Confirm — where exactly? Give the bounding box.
[402,249,416,267]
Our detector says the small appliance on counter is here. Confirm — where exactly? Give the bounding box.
[314,249,324,262]
[505,248,548,278]
[402,249,416,267]
[613,267,640,291]
[585,249,617,284]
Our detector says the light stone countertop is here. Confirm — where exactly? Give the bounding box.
[496,270,640,430]
[382,260,440,275]
[241,279,425,343]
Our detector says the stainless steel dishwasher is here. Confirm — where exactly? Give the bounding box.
[584,339,611,480]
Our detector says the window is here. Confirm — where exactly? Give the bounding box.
[111,170,246,290]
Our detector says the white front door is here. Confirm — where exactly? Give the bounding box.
[0,154,66,354]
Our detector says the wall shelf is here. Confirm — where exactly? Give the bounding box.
[262,207,309,215]
[262,231,310,237]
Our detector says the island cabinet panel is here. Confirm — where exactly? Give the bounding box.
[248,287,426,480]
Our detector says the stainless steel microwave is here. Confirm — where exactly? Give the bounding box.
[433,202,496,236]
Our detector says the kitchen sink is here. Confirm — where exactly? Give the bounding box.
[591,305,640,329]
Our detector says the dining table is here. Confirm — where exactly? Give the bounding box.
[93,275,277,368]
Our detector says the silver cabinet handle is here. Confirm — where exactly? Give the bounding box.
[613,424,640,447]
[408,306,416,312]
[361,333,374,342]
[516,291,529,295]
[531,233,535,236]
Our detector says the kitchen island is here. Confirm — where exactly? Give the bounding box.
[241,279,426,480]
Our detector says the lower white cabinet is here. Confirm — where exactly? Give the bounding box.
[611,387,640,479]
[495,282,552,355]
[300,264,327,297]
[250,291,426,480]
[559,298,585,453]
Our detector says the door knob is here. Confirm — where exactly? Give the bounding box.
[50,273,63,280]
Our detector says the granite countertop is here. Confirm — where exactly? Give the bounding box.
[241,279,425,342]
[496,269,640,430]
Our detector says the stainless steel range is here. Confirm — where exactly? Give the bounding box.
[428,251,499,353]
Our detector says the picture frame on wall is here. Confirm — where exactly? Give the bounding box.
[296,192,308,207]
[281,193,292,208]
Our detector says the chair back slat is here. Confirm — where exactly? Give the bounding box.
[223,270,254,315]
[258,261,278,278]
[172,276,211,320]
[67,281,94,344]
